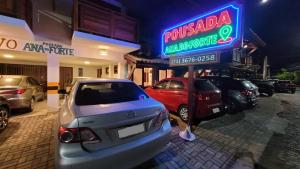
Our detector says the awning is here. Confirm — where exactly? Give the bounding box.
[124,54,169,64]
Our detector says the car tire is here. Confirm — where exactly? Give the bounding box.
[268,92,273,97]
[178,105,189,122]
[28,98,35,112]
[291,90,296,94]
[0,106,9,130]
[228,100,241,114]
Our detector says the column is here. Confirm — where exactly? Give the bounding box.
[263,56,268,80]
[47,54,59,112]
[118,62,126,79]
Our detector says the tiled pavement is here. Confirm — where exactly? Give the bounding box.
[0,95,285,169]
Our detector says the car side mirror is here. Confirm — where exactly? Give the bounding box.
[58,89,68,95]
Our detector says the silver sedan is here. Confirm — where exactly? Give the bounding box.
[0,75,45,111]
[55,78,171,169]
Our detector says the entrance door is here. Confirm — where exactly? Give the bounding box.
[59,67,73,89]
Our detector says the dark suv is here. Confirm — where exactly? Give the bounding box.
[251,80,274,96]
[274,80,296,94]
[202,76,257,112]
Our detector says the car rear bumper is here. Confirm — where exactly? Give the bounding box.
[247,96,258,107]
[56,120,171,169]
[6,97,30,109]
[195,103,224,119]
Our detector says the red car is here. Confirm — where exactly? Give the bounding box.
[145,77,223,122]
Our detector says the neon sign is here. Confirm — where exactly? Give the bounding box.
[162,3,242,57]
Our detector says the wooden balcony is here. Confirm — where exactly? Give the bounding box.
[73,0,139,43]
[0,0,32,28]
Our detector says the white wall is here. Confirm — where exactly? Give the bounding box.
[133,68,143,85]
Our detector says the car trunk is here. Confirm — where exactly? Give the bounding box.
[74,99,163,152]
[0,86,20,97]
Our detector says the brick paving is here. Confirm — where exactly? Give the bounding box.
[0,94,292,169]
[0,102,56,169]
[137,96,283,169]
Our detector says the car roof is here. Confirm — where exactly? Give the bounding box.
[0,75,27,78]
[77,78,132,83]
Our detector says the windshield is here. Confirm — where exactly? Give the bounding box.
[241,81,255,89]
[0,77,22,86]
[195,79,218,91]
[75,82,149,105]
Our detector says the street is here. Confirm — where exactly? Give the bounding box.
[0,90,299,169]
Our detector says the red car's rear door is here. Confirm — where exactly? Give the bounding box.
[145,80,170,105]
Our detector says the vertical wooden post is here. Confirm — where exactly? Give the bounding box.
[187,66,195,130]
[72,0,79,31]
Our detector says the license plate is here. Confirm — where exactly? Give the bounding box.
[212,108,220,114]
[118,123,145,139]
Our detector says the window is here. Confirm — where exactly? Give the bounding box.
[194,79,217,91]
[97,68,102,78]
[29,77,39,85]
[155,80,169,89]
[105,67,109,74]
[78,68,83,77]
[75,82,149,105]
[114,65,118,74]
[170,80,184,89]
[143,68,153,86]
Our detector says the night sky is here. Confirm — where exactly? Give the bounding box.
[121,0,300,69]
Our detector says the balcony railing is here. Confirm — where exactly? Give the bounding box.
[0,0,32,27]
[73,0,139,43]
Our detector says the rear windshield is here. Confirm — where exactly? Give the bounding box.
[75,82,149,105]
[195,80,218,91]
[0,77,22,86]
[241,81,254,89]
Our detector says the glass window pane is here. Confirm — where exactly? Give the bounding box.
[75,82,148,105]
[170,80,184,89]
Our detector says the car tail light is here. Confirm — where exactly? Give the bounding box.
[58,127,101,144]
[197,94,210,101]
[0,89,26,94]
[153,108,168,127]
[241,90,252,96]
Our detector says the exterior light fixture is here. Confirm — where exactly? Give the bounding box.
[100,49,108,56]
[3,54,14,58]
[243,44,248,48]
[84,61,90,65]
[261,0,269,4]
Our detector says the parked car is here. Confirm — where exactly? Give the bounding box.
[0,75,44,111]
[244,80,260,96]
[251,80,274,96]
[56,78,171,169]
[145,77,223,122]
[0,96,10,130]
[274,80,296,93]
[202,76,257,112]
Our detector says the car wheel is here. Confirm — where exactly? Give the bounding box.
[28,98,35,112]
[178,105,188,122]
[291,90,296,94]
[228,100,241,113]
[0,106,9,130]
[268,91,273,97]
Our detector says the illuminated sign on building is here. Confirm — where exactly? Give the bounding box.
[162,3,242,57]
[169,52,219,66]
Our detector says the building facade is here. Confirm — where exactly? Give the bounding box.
[0,0,140,111]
